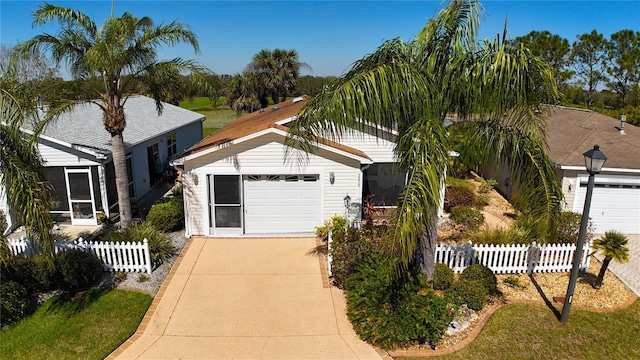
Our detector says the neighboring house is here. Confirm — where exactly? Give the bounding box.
[177,95,406,236]
[490,107,640,235]
[2,95,204,229]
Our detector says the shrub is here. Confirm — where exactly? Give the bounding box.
[470,226,531,245]
[460,264,498,294]
[449,205,485,231]
[503,275,527,289]
[552,211,594,244]
[346,256,453,349]
[0,280,33,327]
[2,255,56,293]
[145,197,184,232]
[444,279,488,311]
[102,222,176,267]
[478,178,498,193]
[330,224,389,289]
[315,215,345,241]
[55,249,103,289]
[474,193,491,209]
[444,186,476,212]
[433,263,454,290]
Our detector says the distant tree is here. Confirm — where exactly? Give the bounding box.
[570,30,608,108]
[591,231,629,289]
[513,31,572,88]
[245,49,311,106]
[17,3,216,227]
[606,29,640,107]
[225,73,261,116]
[297,75,337,96]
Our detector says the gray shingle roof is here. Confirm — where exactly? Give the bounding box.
[39,95,204,156]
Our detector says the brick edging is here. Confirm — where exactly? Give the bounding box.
[384,293,638,358]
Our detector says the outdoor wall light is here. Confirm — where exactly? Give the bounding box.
[329,171,335,185]
[344,194,351,208]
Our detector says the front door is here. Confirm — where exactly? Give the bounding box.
[65,168,97,225]
[208,175,242,235]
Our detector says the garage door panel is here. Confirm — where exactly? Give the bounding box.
[575,182,640,234]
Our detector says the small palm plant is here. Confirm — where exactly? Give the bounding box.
[591,231,630,289]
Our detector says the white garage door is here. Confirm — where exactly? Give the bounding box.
[244,175,321,234]
[574,181,640,235]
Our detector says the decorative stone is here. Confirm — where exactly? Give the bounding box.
[446,304,478,336]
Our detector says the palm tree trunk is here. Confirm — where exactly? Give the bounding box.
[417,213,439,283]
[594,256,612,289]
[111,132,132,227]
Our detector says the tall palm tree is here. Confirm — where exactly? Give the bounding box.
[225,73,261,116]
[0,61,55,264]
[245,48,311,106]
[591,231,629,289]
[286,0,563,282]
[17,3,215,227]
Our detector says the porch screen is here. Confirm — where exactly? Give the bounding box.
[213,175,241,228]
[363,163,406,206]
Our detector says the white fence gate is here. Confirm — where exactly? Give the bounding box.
[6,236,152,274]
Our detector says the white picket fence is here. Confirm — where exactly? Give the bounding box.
[6,236,152,274]
[435,241,591,274]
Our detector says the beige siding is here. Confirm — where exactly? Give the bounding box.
[184,133,363,236]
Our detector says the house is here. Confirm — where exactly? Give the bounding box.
[2,95,205,229]
[177,95,406,236]
[491,107,640,235]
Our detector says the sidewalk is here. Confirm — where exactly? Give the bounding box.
[108,237,384,359]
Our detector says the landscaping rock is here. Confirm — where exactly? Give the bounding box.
[446,304,478,336]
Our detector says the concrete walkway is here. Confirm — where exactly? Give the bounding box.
[109,237,383,360]
[595,234,640,296]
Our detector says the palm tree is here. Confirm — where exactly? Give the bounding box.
[17,3,215,227]
[245,48,311,106]
[225,73,261,116]
[591,231,629,289]
[0,61,56,263]
[286,0,562,282]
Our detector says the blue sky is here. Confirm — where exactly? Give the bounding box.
[1,1,639,78]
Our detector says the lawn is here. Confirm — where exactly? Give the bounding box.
[1,288,152,360]
[179,97,237,133]
[405,299,640,360]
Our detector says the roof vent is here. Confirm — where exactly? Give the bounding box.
[292,96,304,103]
[272,106,279,111]
[619,114,626,135]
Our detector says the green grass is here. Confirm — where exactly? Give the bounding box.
[445,177,474,190]
[179,97,237,134]
[404,300,640,360]
[1,288,152,360]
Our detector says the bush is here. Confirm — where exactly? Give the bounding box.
[478,178,498,193]
[503,275,527,289]
[102,222,176,267]
[433,263,454,290]
[2,256,56,293]
[0,280,33,327]
[444,186,476,212]
[449,205,485,231]
[445,279,488,311]
[315,215,345,241]
[346,256,453,349]
[145,197,184,232]
[553,211,594,244]
[474,193,491,209]
[460,264,498,294]
[470,226,531,245]
[55,249,103,289]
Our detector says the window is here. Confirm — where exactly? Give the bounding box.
[363,163,406,206]
[126,155,135,198]
[167,133,177,158]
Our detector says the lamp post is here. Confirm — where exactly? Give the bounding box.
[344,194,351,232]
[560,145,607,323]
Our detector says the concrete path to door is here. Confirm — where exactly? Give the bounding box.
[109,237,384,360]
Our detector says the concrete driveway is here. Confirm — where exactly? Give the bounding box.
[108,237,383,359]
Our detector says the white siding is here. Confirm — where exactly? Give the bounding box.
[38,140,101,167]
[184,133,362,236]
[334,127,397,163]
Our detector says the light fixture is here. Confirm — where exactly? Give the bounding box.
[583,144,607,175]
[343,194,351,208]
[561,144,607,323]
[329,171,335,185]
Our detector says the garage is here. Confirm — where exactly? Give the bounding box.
[243,174,321,234]
[574,178,640,235]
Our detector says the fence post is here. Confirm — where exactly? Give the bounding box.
[143,238,152,274]
[327,229,333,276]
[527,241,537,275]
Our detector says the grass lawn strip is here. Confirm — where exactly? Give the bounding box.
[1,289,152,360]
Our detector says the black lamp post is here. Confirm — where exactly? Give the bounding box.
[344,194,351,231]
[560,145,607,323]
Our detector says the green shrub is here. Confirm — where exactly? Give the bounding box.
[478,178,498,193]
[444,186,476,212]
[450,205,485,230]
[474,193,491,209]
[433,263,454,290]
[103,222,176,267]
[444,279,488,311]
[470,226,531,245]
[2,255,56,293]
[346,256,452,349]
[55,249,103,289]
[552,211,594,244]
[0,280,33,327]
[330,224,389,289]
[315,215,345,241]
[460,264,498,294]
[503,275,527,289]
[145,197,184,232]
